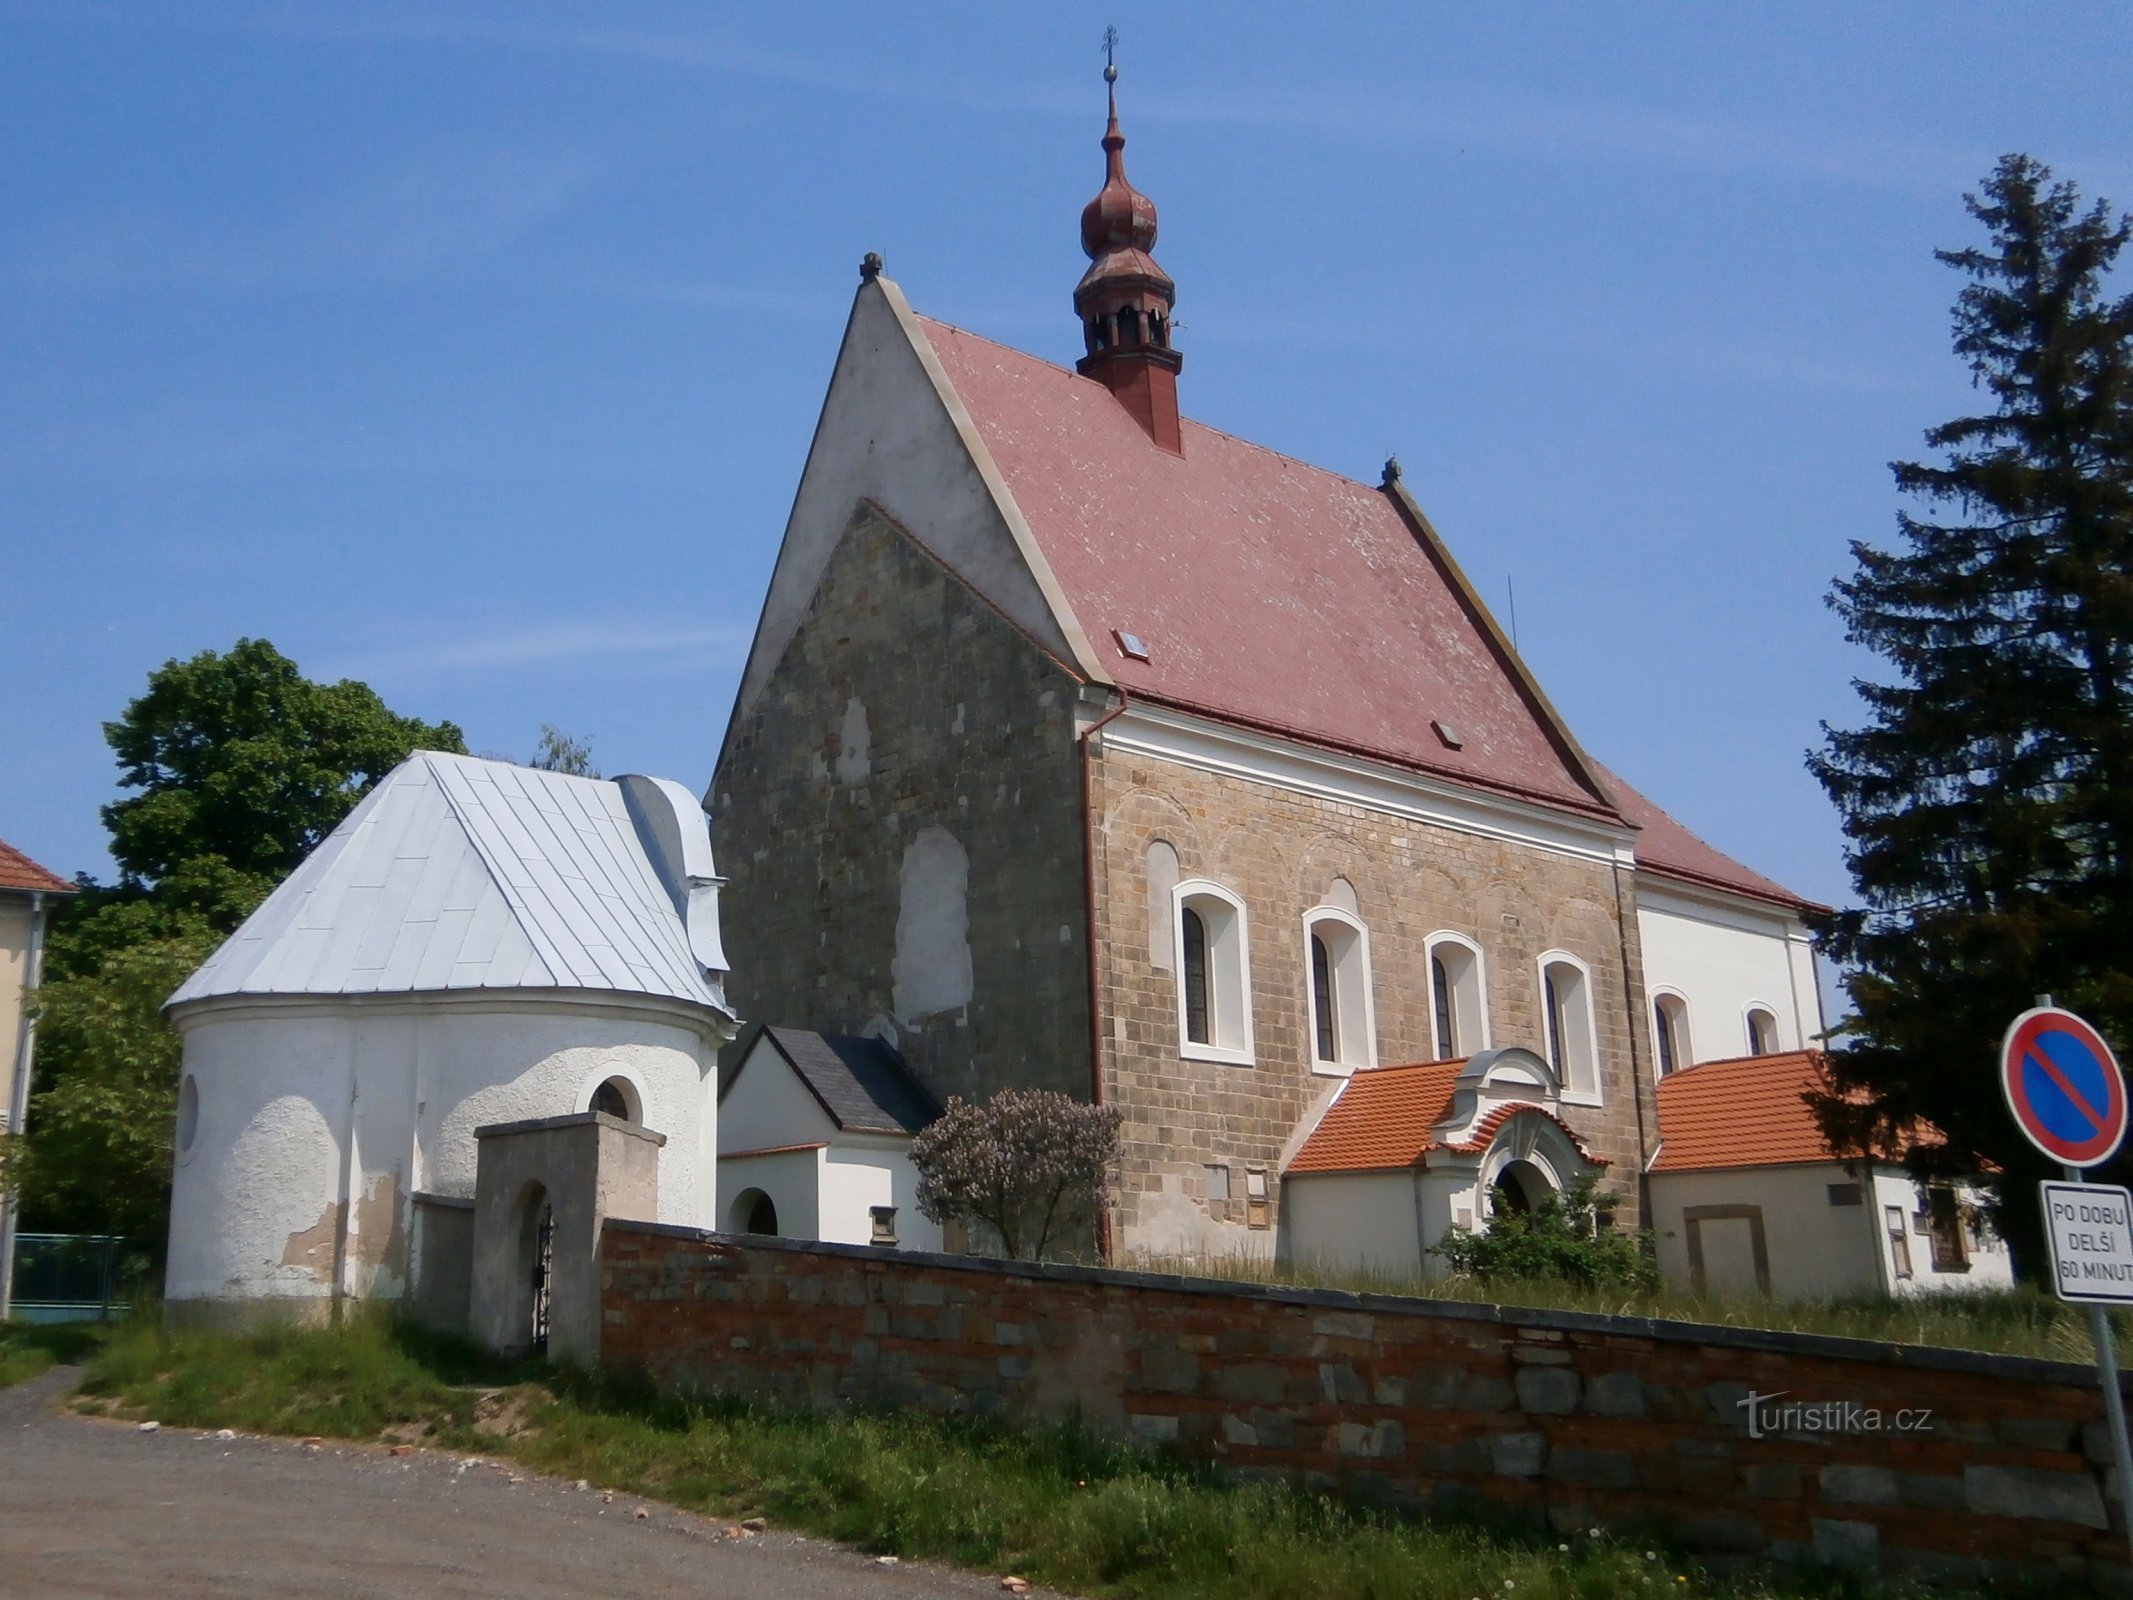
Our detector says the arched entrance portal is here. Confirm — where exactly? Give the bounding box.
[516,1183,555,1356]
[731,1187,778,1236]
[1490,1158,1554,1217]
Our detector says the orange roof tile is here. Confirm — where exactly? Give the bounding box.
[1652,1051,1854,1172]
[1287,1061,1464,1173]
[0,839,71,895]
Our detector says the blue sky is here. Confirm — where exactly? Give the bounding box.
[4,2,2129,926]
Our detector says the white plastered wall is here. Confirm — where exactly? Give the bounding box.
[718,1039,838,1154]
[0,896,32,1132]
[1635,879,1822,1064]
[725,277,1100,745]
[1281,1171,1421,1276]
[1649,1162,1888,1300]
[165,991,721,1307]
[716,1039,941,1251]
[1870,1168,2014,1296]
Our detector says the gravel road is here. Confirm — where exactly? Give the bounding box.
[0,1366,1027,1599]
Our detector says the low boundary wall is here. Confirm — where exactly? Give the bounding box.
[600,1223,2130,1587]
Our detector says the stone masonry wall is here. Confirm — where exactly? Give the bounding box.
[602,1226,2129,1589]
[711,504,1092,1109]
[1088,745,1656,1250]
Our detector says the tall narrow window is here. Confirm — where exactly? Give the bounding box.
[1653,993,1689,1076]
[1311,934,1338,1062]
[1182,907,1210,1045]
[1425,935,1487,1060]
[1303,907,1372,1073]
[1432,956,1455,1060]
[1539,953,1599,1102]
[1176,882,1253,1063]
[1885,1204,1913,1280]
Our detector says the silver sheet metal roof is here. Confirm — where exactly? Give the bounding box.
[169,752,733,1014]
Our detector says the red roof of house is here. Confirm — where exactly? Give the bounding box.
[918,316,1814,911]
[921,318,1614,819]
[1287,1059,1610,1175]
[1652,1051,1854,1171]
[0,839,71,894]
[1288,1061,1465,1173]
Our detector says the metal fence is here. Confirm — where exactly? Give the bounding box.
[7,1233,148,1323]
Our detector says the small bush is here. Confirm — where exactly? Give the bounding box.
[1434,1176,1660,1292]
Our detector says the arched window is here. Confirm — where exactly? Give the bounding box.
[1174,881,1252,1064]
[1746,1005,1781,1055]
[583,1072,643,1125]
[1653,993,1690,1076]
[1311,935,1336,1061]
[1539,951,1601,1103]
[1303,907,1374,1074]
[1182,907,1211,1044]
[1425,934,1488,1060]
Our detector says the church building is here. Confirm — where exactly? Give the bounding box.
[710,64,1824,1263]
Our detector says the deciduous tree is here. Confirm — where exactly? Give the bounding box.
[6,640,463,1245]
[910,1088,1121,1261]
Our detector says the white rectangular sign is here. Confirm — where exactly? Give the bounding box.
[2042,1181,2133,1304]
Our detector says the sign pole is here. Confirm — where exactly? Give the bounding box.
[2009,996,2133,1555]
[2064,1159,2133,1562]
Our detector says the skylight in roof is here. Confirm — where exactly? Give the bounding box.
[1113,629,1151,662]
[1432,719,1463,750]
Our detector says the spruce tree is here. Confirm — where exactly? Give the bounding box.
[1810,154,2133,1272]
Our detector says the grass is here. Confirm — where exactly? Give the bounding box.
[0,1319,109,1387]
[1124,1253,2130,1365]
[56,1313,2041,1600]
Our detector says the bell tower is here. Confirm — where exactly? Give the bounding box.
[1073,38,1183,455]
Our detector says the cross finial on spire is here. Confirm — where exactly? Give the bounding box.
[1103,24,1118,83]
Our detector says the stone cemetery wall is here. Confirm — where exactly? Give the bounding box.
[600,1224,2128,1586]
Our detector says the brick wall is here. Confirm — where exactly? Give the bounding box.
[602,1224,2128,1588]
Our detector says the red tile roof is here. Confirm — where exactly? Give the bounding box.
[1594,763,1823,914]
[920,319,1615,819]
[1652,1051,1863,1172]
[918,315,1815,912]
[0,839,71,895]
[1287,1060,1611,1175]
[1288,1061,1464,1173]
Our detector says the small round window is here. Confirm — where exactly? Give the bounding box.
[590,1076,639,1123]
[175,1075,201,1156]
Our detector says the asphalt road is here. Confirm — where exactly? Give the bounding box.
[0,1366,1027,1599]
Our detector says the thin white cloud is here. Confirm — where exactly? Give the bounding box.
[330,619,753,681]
[12,143,600,294]
[15,0,2096,197]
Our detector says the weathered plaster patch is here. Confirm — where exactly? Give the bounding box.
[281,1199,343,1278]
[893,826,973,1021]
[836,697,872,784]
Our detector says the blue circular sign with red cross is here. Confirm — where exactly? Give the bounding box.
[2002,1006,2128,1169]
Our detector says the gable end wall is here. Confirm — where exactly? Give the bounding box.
[712,504,1092,1113]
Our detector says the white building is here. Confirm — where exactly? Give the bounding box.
[1647,1051,2012,1299]
[1280,1050,1612,1279]
[163,751,736,1319]
[716,1024,942,1251]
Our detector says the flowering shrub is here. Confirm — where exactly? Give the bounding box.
[910,1088,1122,1261]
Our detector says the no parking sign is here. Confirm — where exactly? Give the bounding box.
[2001,1005,2129,1169]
